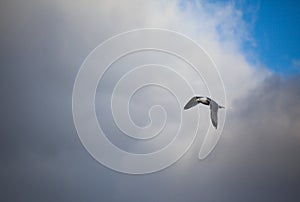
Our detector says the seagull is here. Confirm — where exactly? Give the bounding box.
[184,96,225,129]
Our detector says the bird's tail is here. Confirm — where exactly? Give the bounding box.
[219,105,225,109]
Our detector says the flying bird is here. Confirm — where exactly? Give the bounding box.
[184,96,225,129]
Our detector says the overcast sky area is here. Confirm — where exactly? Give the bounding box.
[1,0,300,201]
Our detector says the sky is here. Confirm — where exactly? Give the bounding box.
[240,0,300,75]
[182,0,300,75]
[0,0,300,202]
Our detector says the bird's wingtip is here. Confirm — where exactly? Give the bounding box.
[212,123,217,129]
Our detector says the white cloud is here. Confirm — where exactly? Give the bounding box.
[2,0,272,168]
[47,0,271,164]
[45,0,268,105]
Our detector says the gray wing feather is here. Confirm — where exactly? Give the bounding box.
[184,97,199,110]
[210,99,219,128]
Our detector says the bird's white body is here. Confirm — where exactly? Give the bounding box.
[197,97,210,105]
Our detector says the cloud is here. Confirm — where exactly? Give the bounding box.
[110,75,300,202]
[0,0,299,201]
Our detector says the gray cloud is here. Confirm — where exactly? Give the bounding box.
[1,0,300,201]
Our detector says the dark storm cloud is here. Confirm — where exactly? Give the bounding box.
[108,75,300,202]
[211,75,300,201]
[1,0,300,202]
[2,60,300,202]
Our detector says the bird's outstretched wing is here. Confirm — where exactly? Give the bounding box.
[184,97,199,110]
[209,99,219,128]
